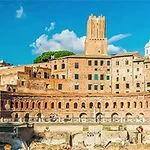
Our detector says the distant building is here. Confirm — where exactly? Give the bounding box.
[0,14,150,121]
[145,40,150,57]
[0,60,13,68]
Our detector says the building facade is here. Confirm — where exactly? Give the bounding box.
[0,14,150,122]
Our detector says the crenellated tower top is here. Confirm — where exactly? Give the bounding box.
[84,14,107,55]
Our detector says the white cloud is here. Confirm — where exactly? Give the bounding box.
[45,22,55,32]
[16,6,24,18]
[108,34,131,44]
[30,29,86,54]
[108,44,127,54]
[30,30,130,55]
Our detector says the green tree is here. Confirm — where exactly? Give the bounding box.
[34,50,75,63]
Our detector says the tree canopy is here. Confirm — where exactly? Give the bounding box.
[34,50,75,63]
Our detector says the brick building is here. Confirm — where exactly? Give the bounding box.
[0,14,150,122]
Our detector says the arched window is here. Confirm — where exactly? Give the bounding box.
[113,102,117,108]
[15,102,18,108]
[45,102,47,109]
[66,102,69,109]
[105,102,109,109]
[89,102,93,108]
[10,101,13,109]
[32,102,35,109]
[140,101,142,108]
[74,102,78,109]
[127,102,130,108]
[146,101,148,108]
[51,102,54,108]
[58,102,61,109]
[134,102,137,108]
[38,102,41,109]
[97,102,101,108]
[26,102,29,109]
[21,102,23,109]
[120,102,124,108]
[81,102,85,108]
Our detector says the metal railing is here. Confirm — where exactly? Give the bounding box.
[0,117,148,124]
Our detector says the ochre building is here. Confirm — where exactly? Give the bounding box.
[0,14,150,121]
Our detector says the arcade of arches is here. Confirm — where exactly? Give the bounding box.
[1,92,150,120]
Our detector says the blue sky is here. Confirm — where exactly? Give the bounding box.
[0,1,150,65]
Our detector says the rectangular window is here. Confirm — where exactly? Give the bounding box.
[116,84,119,89]
[137,68,139,71]
[88,84,92,90]
[106,75,110,80]
[88,74,92,80]
[100,85,104,90]
[94,60,98,66]
[54,65,57,70]
[126,83,129,89]
[61,64,65,69]
[116,61,119,65]
[100,74,104,80]
[127,69,129,72]
[75,74,79,79]
[100,60,104,66]
[88,60,92,66]
[58,84,62,90]
[147,82,150,87]
[107,61,110,66]
[62,75,65,79]
[75,85,79,90]
[75,62,79,68]
[94,85,98,90]
[135,75,137,79]
[94,74,98,80]
[123,77,126,81]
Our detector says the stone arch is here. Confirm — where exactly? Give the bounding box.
[32,102,35,109]
[111,112,119,122]
[26,102,29,109]
[58,102,61,109]
[66,102,69,109]
[44,102,47,109]
[139,113,144,118]
[140,101,143,108]
[51,102,54,108]
[125,112,132,121]
[51,75,55,79]
[105,102,109,109]
[120,102,124,108]
[81,102,85,108]
[97,102,101,108]
[74,102,78,109]
[96,112,103,122]
[89,102,93,108]
[127,102,130,108]
[133,101,137,108]
[24,113,29,122]
[38,102,41,109]
[113,102,117,108]
[79,113,87,122]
